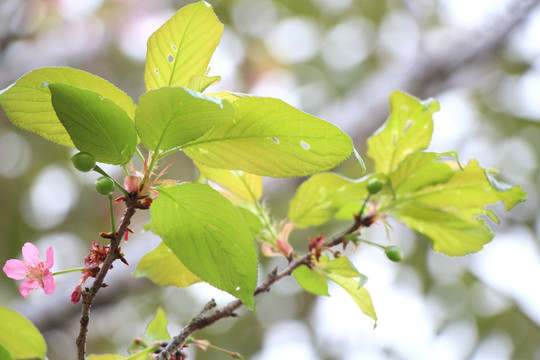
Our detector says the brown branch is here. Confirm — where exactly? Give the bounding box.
[155,215,365,360]
[76,194,138,360]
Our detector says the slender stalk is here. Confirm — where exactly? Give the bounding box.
[52,268,85,276]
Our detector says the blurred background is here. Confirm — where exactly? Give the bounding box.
[1,0,539,359]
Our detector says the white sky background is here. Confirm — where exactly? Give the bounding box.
[2,0,539,359]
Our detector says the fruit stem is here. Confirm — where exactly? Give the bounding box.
[356,238,385,250]
[357,193,372,219]
[108,194,116,235]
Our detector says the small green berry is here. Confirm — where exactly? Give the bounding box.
[366,178,383,195]
[71,152,96,172]
[385,245,403,262]
[94,176,115,196]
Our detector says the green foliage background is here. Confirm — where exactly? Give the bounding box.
[1,0,539,359]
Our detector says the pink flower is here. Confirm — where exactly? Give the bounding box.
[3,242,56,298]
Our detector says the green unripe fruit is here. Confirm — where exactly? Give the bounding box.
[94,176,115,196]
[385,245,403,262]
[366,178,383,195]
[71,152,96,172]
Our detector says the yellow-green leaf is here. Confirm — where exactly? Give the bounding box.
[188,75,221,92]
[87,355,125,360]
[133,242,201,288]
[184,97,353,177]
[288,173,367,227]
[318,255,361,278]
[384,160,526,255]
[0,306,47,360]
[128,308,170,355]
[49,84,137,165]
[145,1,223,90]
[151,183,257,309]
[367,91,439,175]
[325,273,377,323]
[135,86,233,152]
[0,67,136,147]
[196,162,263,202]
[293,265,329,296]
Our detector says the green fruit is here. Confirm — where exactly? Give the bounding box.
[71,152,96,172]
[95,176,115,196]
[366,178,383,195]
[385,245,403,262]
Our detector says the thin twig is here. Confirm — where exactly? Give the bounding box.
[76,194,138,360]
[156,215,365,360]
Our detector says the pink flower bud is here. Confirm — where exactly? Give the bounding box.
[124,174,141,193]
[71,287,82,304]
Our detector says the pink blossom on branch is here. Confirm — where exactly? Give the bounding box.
[3,242,56,298]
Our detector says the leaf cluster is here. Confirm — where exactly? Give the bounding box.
[0,2,527,359]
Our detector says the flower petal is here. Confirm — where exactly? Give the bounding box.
[41,270,56,294]
[21,242,40,265]
[45,246,54,269]
[3,259,28,280]
[20,279,39,298]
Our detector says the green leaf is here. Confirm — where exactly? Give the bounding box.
[293,265,329,296]
[145,1,223,91]
[0,67,136,147]
[151,183,258,309]
[196,162,263,202]
[135,87,233,152]
[49,84,137,165]
[325,273,377,323]
[288,173,367,228]
[0,306,47,360]
[133,242,201,287]
[184,97,353,177]
[367,91,440,175]
[385,160,526,255]
[188,75,221,92]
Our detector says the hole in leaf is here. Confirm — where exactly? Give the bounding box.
[235,286,240,291]
[41,81,50,88]
[271,137,279,144]
[300,141,310,150]
[172,45,177,51]
[402,119,413,134]
[168,54,174,63]
[154,68,160,77]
